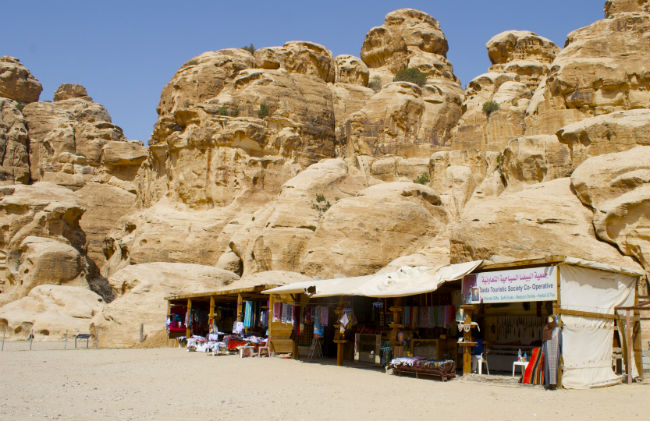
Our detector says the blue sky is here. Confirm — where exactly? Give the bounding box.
[3,1,603,144]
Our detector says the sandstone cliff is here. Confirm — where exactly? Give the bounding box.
[0,0,647,345]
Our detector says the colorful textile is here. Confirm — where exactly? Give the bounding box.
[273,302,281,322]
[243,301,253,328]
[522,347,544,384]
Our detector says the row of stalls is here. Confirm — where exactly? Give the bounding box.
[165,256,647,389]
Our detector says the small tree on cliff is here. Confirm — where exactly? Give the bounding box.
[394,68,427,87]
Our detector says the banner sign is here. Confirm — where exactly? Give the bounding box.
[462,266,557,304]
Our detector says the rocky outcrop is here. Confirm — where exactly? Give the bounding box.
[571,146,650,271]
[91,263,239,347]
[556,109,650,168]
[499,134,572,190]
[604,0,650,17]
[525,9,650,135]
[450,31,559,151]
[0,183,89,304]
[347,9,463,156]
[450,177,642,270]
[53,83,92,102]
[23,86,146,190]
[301,181,449,277]
[0,56,42,104]
[0,98,30,184]
[0,285,104,340]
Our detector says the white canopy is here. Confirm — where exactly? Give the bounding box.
[262,261,482,298]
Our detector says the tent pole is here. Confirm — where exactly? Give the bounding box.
[626,309,633,384]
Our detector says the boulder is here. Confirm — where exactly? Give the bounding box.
[0,285,104,340]
[91,262,239,347]
[53,84,92,102]
[571,146,650,270]
[450,177,642,270]
[0,56,42,103]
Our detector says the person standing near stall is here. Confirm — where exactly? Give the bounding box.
[542,315,562,390]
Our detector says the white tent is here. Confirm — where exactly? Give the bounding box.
[557,261,641,389]
[262,261,482,298]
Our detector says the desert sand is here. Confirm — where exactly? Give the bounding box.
[0,347,648,420]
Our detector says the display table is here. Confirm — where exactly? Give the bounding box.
[512,361,528,377]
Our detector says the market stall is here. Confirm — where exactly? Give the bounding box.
[165,284,277,355]
[263,261,482,371]
[459,256,644,389]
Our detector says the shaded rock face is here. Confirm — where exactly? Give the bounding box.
[0,56,42,104]
[450,31,559,151]
[0,98,30,184]
[525,9,650,135]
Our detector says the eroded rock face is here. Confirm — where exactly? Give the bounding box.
[0,56,42,103]
[0,98,30,184]
[226,158,369,276]
[301,182,449,277]
[604,0,650,17]
[571,146,650,271]
[23,87,146,190]
[556,109,650,168]
[450,31,559,151]
[450,177,642,270]
[53,84,92,102]
[0,285,104,340]
[350,9,463,155]
[91,263,239,347]
[0,183,88,304]
[148,44,340,208]
[500,134,572,189]
[525,10,650,135]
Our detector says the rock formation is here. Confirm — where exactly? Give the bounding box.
[450,31,560,151]
[0,0,648,346]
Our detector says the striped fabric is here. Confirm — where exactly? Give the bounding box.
[522,347,545,385]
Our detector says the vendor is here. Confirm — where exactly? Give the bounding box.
[542,315,562,390]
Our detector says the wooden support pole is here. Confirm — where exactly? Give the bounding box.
[626,309,633,384]
[236,294,243,323]
[139,323,144,343]
[462,306,474,375]
[209,296,215,332]
[186,298,192,338]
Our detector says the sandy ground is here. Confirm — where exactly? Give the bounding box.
[0,347,648,421]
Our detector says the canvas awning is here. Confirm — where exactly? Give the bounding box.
[262,260,482,298]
